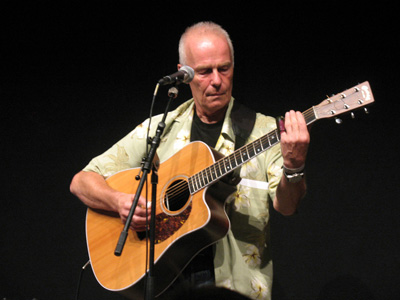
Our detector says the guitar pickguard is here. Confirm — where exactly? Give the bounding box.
[154,204,192,243]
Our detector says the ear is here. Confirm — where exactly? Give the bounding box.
[177,64,182,70]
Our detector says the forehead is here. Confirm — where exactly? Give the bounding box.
[185,33,232,67]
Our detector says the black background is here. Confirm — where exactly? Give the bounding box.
[2,1,399,300]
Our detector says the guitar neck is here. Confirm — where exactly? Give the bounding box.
[188,81,375,194]
[188,107,317,194]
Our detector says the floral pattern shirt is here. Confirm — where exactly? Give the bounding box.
[83,98,283,299]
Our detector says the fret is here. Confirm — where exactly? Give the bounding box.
[261,136,270,149]
[204,171,209,186]
[192,178,197,193]
[233,150,240,166]
[188,178,194,194]
[194,173,200,191]
[196,173,202,190]
[236,148,244,165]
[221,158,228,174]
[191,174,197,192]
[229,154,237,169]
[214,164,219,180]
[202,170,207,185]
[198,173,203,189]
[247,143,256,159]
[210,165,217,181]
[206,167,213,182]
[215,161,222,178]
[223,157,232,173]
[201,171,207,186]
[241,147,249,162]
[269,130,279,145]
[254,138,263,154]
[201,170,208,186]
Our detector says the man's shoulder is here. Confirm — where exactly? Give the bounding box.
[255,112,276,125]
[253,112,277,133]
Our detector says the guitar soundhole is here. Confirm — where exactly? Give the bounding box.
[154,178,192,244]
[163,179,191,212]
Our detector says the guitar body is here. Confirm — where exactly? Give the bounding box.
[86,141,233,299]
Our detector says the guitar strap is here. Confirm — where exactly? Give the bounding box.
[231,100,256,150]
[217,100,256,186]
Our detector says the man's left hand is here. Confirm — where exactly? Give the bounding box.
[280,110,310,169]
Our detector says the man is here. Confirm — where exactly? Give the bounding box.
[70,21,309,299]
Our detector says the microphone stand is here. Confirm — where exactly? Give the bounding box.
[114,82,181,300]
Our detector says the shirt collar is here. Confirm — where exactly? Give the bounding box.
[220,97,236,143]
[172,97,237,144]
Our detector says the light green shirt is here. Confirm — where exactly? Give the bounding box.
[84,98,283,300]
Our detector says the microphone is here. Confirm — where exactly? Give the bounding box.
[158,66,194,85]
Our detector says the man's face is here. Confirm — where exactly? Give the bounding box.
[180,33,234,120]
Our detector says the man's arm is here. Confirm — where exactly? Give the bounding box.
[273,171,307,215]
[273,110,310,216]
[70,171,150,231]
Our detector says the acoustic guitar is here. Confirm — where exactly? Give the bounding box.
[85,81,374,299]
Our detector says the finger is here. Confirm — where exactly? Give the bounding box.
[131,224,149,232]
[296,111,305,124]
[284,111,296,134]
[290,110,301,132]
[123,196,151,217]
[123,214,151,230]
[277,116,286,137]
[120,203,151,222]
[132,215,150,229]
[136,204,151,218]
[284,111,291,130]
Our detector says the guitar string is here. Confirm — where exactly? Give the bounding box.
[159,129,278,203]
[157,98,367,203]
[146,92,369,208]
[158,107,318,205]
[161,108,317,199]
[147,89,366,209]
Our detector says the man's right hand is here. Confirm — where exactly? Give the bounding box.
[116,192,151,232]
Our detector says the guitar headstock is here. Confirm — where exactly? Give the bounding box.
[313,81,374,121]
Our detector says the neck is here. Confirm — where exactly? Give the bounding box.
[195,105,227,124]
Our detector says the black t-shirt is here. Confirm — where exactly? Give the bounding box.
[176,110,223,286]
[190,111,223,148]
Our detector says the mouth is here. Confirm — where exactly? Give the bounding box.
[207,92,226,98]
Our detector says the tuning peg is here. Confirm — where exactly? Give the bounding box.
[335,118,343,124]
[364,107,369,114]
[351,112,355,119]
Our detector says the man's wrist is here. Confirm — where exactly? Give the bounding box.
[283,164,305,174]
[282,164,305,183]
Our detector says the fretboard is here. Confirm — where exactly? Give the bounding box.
[188,107,317,194]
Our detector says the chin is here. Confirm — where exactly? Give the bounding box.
[207,99,230,114]
[208,94,230,104]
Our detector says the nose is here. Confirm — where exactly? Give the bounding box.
[210,69,222,87]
